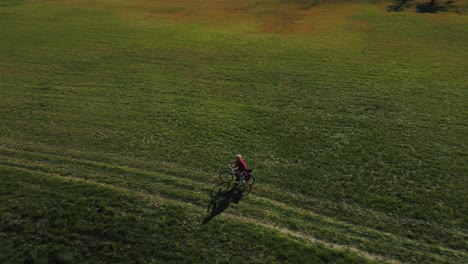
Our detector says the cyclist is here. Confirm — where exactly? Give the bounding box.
[231,154,250,181]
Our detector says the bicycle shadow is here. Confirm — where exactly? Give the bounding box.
[202,183,244,225]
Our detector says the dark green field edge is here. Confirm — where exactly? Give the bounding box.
[1,144,467,263]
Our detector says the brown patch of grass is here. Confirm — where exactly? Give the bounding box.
[297,2,362,34]
[260,11,299,34]
[348,19,376,33]
[52,0,365,36]
[117,0,254,22]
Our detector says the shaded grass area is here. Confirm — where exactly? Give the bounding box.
[387,0,468,13]
[0,165,374,264]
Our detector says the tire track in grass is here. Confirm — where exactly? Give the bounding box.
[1,144,467,263]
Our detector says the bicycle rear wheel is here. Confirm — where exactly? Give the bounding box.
[244,174,256,196]
[246,174,256,186]
[219,171,233,183]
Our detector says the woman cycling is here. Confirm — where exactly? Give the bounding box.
[231,154,250,181]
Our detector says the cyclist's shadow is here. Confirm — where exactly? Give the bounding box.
[202,182,244,224]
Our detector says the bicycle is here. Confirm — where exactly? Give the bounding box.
[218,165,256,196]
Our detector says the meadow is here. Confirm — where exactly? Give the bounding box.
[1,0,467,263]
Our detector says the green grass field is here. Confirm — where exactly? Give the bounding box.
[1,0,467,263]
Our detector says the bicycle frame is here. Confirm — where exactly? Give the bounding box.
[217,165,256,196]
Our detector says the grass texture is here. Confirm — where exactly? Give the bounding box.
[1,0,467,263]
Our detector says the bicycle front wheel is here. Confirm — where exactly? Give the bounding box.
[219,171,233,183]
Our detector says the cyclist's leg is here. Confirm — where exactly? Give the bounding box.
[234,169,242,181]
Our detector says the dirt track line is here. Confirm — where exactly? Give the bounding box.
[247,221,401,264]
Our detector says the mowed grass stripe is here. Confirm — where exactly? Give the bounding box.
[1,146,466,263]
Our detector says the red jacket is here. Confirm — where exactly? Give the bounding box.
[236,159,248,172]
